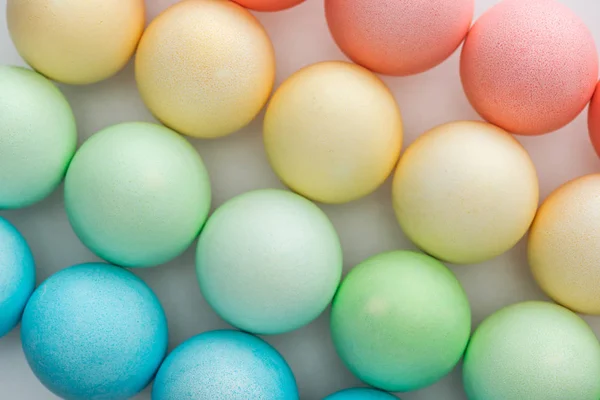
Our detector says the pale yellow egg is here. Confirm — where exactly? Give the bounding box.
[263,61,403,204]
[135,0,276,139]
[392,121,539,265]
[7,0,145,85]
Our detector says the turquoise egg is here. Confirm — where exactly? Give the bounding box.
[324,387,399,399]
[330,251,471,392]
[0,65,76,209]
[463,301,600,400]
[152,329,299,400]
[196,189,342,335]
[21,263,168,400]
[64,122,211,268]
[0,217,35,337]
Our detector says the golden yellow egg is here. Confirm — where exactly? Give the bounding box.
[529,174,600,315]
[263,61,403,204]
[7,0,145,85]
[135,0,276,139]
[392,121,539,265]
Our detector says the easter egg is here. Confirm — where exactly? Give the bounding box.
[135,0,275,138]
[264,61,403,204]
[233,0,304,12]
[7,0,145,85]
[392,121,539,265]
[460,0,598,135]
[587,81,600,157]
[330,251,471,392]
[152,330,299,400]
[463,302,600,400]
[0,66,76,209]
[325,0,474,76]
[21,263,168,400]
[64,122,211,268]
[196,189,342,335]
[528,174,600,314]
[0,217,35,338]
[324,388,399,400]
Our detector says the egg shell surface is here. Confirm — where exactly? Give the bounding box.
[324,387,400,400]
[232,0,304,12]
[587,81,600,157]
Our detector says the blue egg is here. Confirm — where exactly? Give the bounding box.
[0,217,35,337]
[324,388,400,400]
[152,330,299,400]
[21,263,168,400]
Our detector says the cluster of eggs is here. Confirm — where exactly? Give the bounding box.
[2,0,600,399]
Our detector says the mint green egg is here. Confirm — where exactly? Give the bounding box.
[330,251,471,392]
[0,66,76,209]
[65,122,211,268]
[463,301,600,400]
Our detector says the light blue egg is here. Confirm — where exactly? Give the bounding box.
[21,263,168,400]
[324,388,400,399]
[0,217,35,337]
[152,330,299,400]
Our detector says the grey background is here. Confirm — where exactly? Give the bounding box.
[1,0,600,399]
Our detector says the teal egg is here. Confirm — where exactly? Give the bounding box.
[196,189,342,335]
[324,388,399,399]
[0,65,76,209]
[330,251,471,392]
[463,301,600,400]
[65,122,211,268]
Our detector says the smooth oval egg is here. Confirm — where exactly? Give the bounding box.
[463,302,600,400]
[152,330,299,400]
[587,81,600,157]
[64,122,211,268]
[325,0,474,76]
[264,61,403,204]
[392,121,539,265]
[330,251,471,392]
[21,263,168,400]
[135,0,276,138]
[7,0,145,85]
[196,189,342,335]
[0,66,77,209]
[233,0,304,12]
[528,174,600,314]
[324,388,400,400]
[460,0,598,135]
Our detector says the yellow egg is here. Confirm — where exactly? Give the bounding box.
[7,0,145,85]
[135,0,276,139]
[529,175,600,315]
[263,61,403,204]
[392,121,539,265]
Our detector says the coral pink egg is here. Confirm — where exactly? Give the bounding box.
[232,0,304,12]
[588,81,600,157]
[461,0,598,136]
[324,0,474,76]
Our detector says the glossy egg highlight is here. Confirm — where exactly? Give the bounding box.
[325,0,474,76]
[587,81,600,157]
[392,121,539,265]
[232,0,304,11]
[7,0,145,85]
[460,0,598,135]
[135,0,276,138]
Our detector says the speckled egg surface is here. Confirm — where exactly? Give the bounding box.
[233,0,305,12]
[196,189,342,335]
[0,66,76,209]
[463,302,600,400]
[330,251,471,392]
[64,122,211,268]
[324,387,399,400]
[587,80,600,157]
[152,329,299,400]
[21,263,168,400]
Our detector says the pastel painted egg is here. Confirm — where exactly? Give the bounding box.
[325,0,474,76]
[460,0,598,135]
[588,81,600,157]
[7,0,145,85]
[233,0,304,12]
[0,66,76,209]
[392,121,539,265]
[0,217,35,338]
[463,302,600,400]
[264,61,403,204]
[21,263,168,400]
[324,388,399,400]
[65,122,211,268]
[196,189,342,335]
[135,0,275,138]
[152,330,299,400]
[330,251,471,392]
[528,174,600,314]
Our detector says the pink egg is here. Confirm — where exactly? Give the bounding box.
[588,81,600,157]
[461,0,598,136]
[324,0,474,76]
[232,0,304,12]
